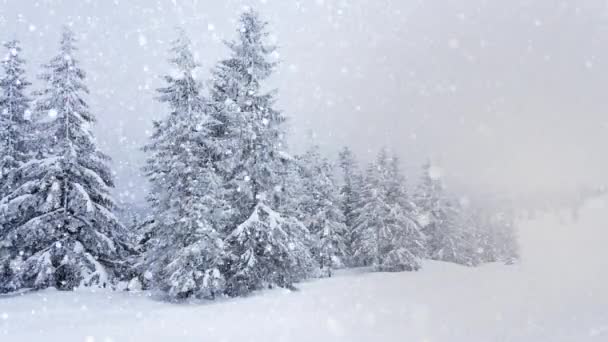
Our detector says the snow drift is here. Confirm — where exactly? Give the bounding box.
[1,196,607,341]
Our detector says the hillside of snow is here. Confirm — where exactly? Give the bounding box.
[1,197,608,342]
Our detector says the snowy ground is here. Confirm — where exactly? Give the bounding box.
[2,198,608,342]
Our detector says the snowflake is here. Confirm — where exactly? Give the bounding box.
[48,108,58,118]
[138,34,147,47]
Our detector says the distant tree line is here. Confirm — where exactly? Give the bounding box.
[0,9,518,299]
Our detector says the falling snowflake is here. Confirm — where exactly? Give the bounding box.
[138,34,147,47]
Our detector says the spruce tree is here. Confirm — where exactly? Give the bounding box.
[210,9,312,296]
[142,30,226,299]
[0,40,33,292]
[383,154,425,271]
[413,162,486,266]
[0,40,31,199]
[352,159,386,268]
[337,146,363,266]
[299,144,347,277]
[353,148,422,271]
[0,28,128,292]
[431,198,481,266]
[413,161,444,257]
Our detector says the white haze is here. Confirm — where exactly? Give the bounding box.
[0,0,606,203]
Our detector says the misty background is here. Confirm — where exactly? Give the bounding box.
[0,0,606,204]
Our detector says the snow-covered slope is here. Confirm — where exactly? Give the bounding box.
[1,197,607,342]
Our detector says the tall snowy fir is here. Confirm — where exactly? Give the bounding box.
[0,40,31,199]
[210,9,313,296]
[430,198,482,266]
[353,149,422,271]
[0,28,129,293]
[413,161,444,258]
[337,146,362,265]
[383,154,425,270]
[352,151,389,268]
[142,30,226,299]
[0,40,33,292]
[298,144,347,277]
[413,162,483,266]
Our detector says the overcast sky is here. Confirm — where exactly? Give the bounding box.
[1,0,607,203]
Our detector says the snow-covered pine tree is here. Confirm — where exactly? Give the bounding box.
[0,40,32,199]
[462,197,519,265]
[298,144,347,277]
[275,151,318,282]
[431,198,481,266]
[209,8,282,222]
[352,150,390,268]
[353,149,424,272]
[337,146,363,266]
[210,9,313,296]
[0,40,33,292]
[142,30,226,299]
[382,154,425,271]
[413,160,444,257]
[0,28,129,293]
